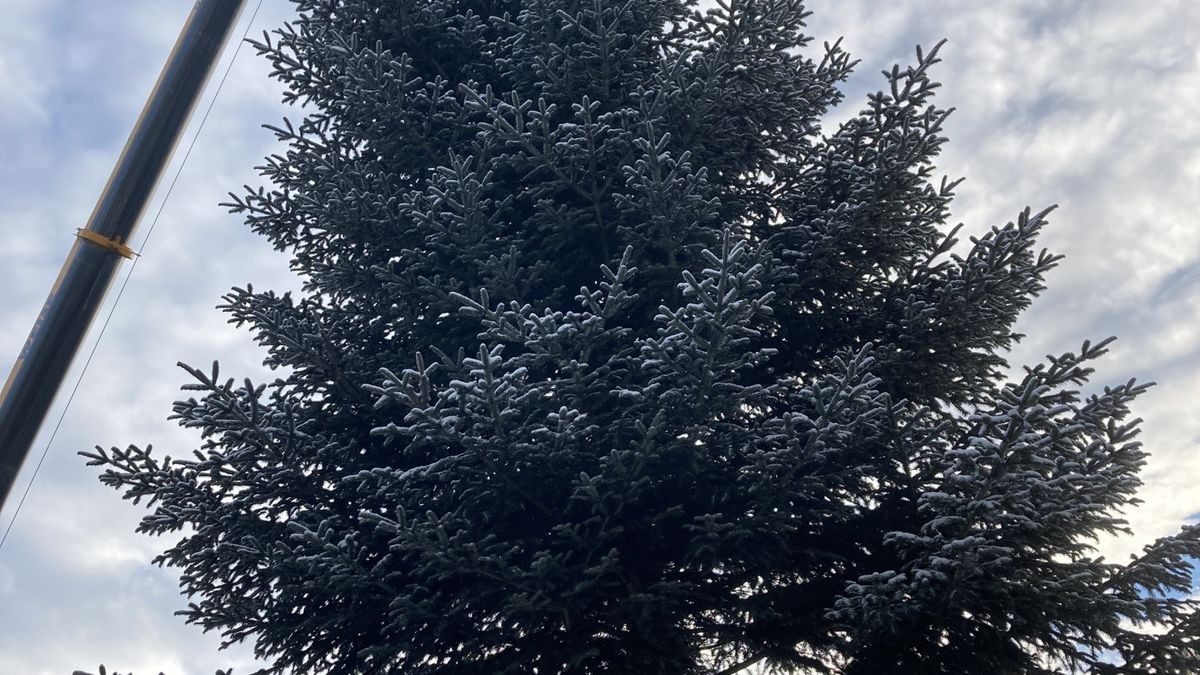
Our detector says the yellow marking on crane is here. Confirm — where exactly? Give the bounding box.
[75,229,137,259]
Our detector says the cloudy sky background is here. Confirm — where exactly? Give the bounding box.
[0,1,1197,672]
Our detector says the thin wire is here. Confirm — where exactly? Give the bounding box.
[0,0,265,555]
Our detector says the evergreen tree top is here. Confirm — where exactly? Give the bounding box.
[85,1,1199,673]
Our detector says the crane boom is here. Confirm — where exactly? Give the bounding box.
[0,0,248,510]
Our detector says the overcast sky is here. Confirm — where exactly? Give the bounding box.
[0,1,1197,673]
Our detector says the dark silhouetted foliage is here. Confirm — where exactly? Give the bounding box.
[87,1,1200,673]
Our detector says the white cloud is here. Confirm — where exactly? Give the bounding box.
[0,1,296,672]
[0,0,54,125]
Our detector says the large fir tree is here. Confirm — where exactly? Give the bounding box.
[85,1,1200,673]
